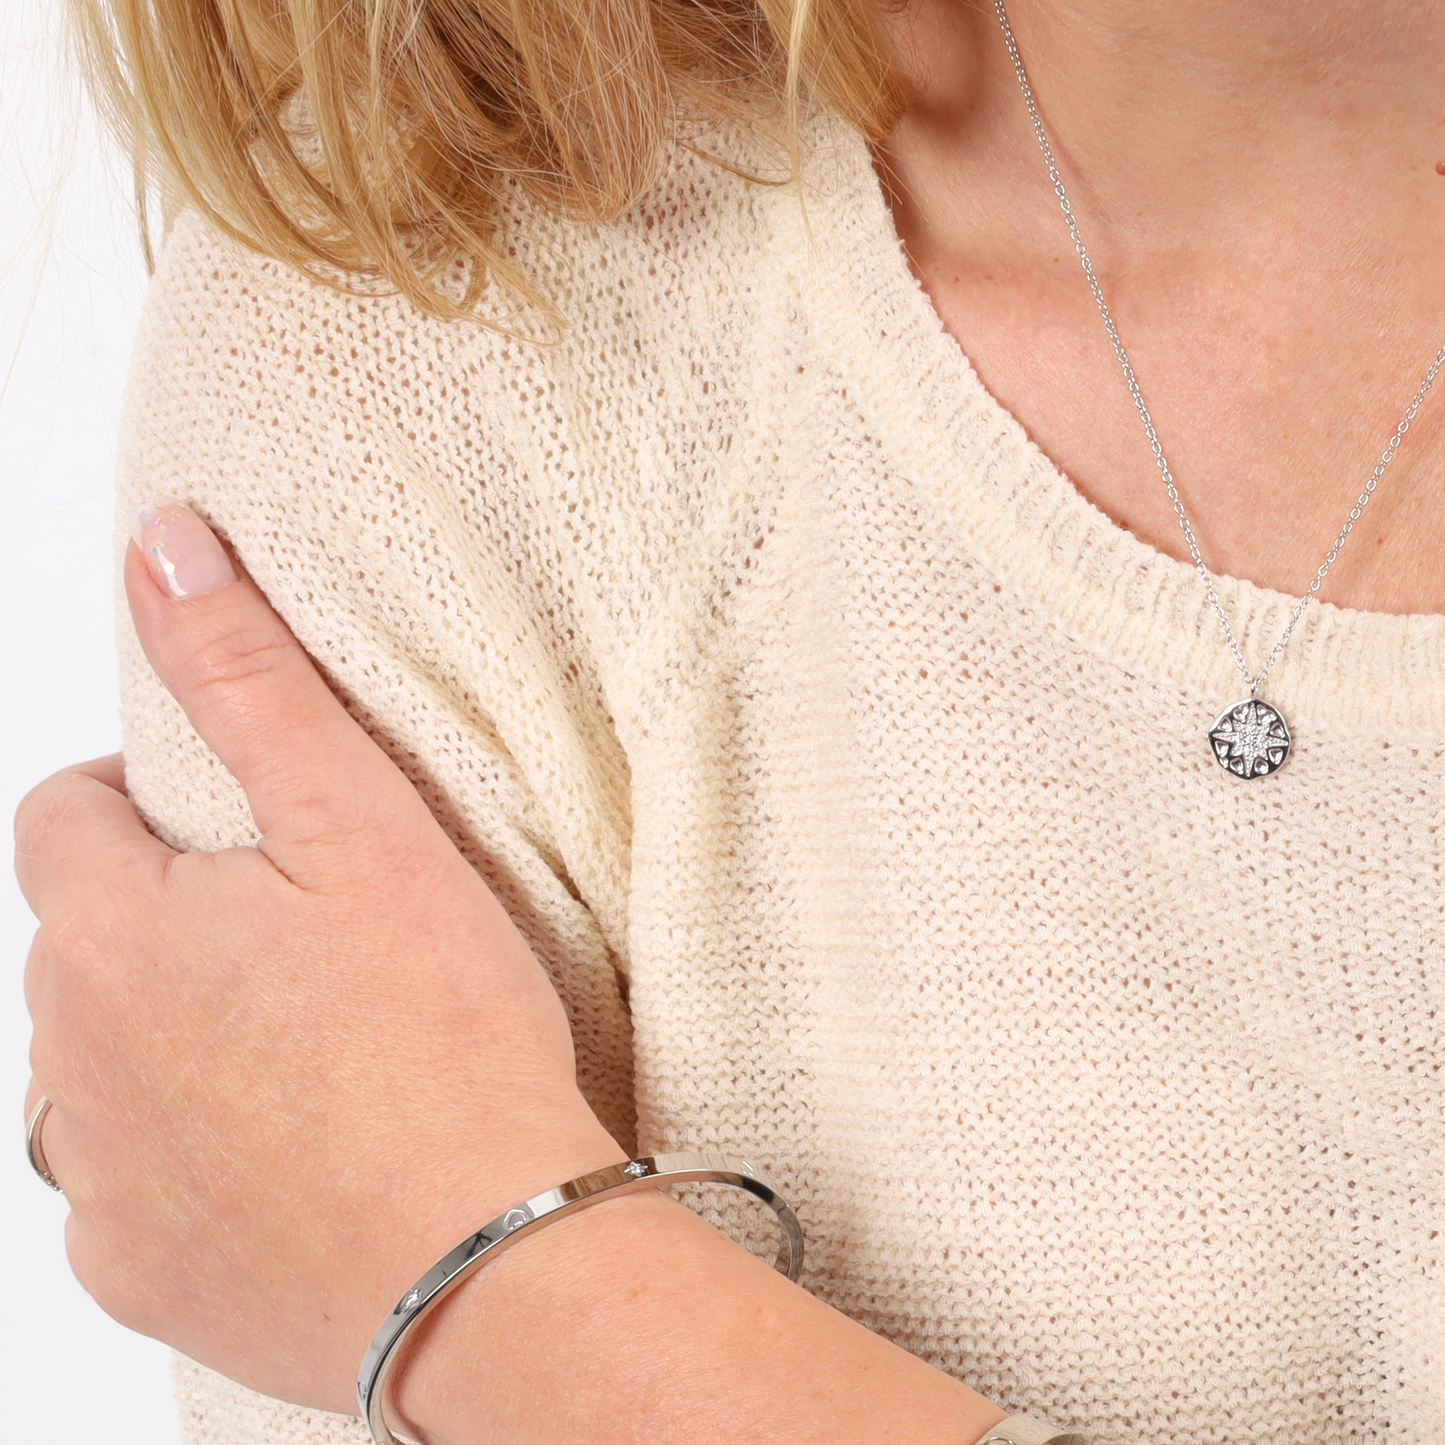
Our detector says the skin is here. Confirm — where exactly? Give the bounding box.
[878,0,1445,613]
[16,0,1445,1440]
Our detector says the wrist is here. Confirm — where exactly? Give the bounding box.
[345,1109,627,1407]
[385,1179,1005,1445]
[364,1149,800,1445]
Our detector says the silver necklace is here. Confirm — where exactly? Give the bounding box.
[993,0,1445,778]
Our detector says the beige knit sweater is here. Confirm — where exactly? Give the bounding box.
[116,119,1445,1445]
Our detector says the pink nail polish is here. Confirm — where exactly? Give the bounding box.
[130,499,238,600]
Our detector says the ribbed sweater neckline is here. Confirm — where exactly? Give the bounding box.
[790,122,1445,735]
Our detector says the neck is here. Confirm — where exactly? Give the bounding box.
[882,0,1445,251]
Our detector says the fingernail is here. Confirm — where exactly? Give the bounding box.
[130,499,238,600]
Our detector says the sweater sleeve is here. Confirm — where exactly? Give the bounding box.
[115,213,638,1445]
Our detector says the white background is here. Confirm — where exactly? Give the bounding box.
[1,0,179,1437]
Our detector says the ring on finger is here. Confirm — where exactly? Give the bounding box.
[26,1095,63,1193]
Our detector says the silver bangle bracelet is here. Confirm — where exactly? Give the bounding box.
[357,1151,803,1445]
[977,1416,1088,1445]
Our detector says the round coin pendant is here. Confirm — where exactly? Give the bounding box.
[1208,697,1291,779]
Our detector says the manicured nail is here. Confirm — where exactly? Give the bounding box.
[130,499,238,600]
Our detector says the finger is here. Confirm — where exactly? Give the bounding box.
[125,502,433,880]
[22,928,47,1023]
[14,759,174,920]
[73,754,125,792]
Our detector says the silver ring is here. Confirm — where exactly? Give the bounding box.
[25,1095,63,1192]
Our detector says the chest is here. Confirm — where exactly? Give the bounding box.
[916,260,1445,613]
[618,470,1445,1440]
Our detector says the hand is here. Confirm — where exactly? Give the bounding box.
[17,502,624,1414]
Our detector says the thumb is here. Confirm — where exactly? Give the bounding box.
[126,500,432,884]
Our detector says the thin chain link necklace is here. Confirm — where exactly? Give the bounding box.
[993,0,1445,778]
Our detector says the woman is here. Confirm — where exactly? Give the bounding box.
[17,0,1445,1441]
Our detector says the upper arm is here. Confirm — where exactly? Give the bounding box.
[115,212,637,1148]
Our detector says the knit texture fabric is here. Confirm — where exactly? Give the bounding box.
[117,120,1445,1445]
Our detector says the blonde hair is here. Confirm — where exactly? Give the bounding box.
[72,0,905,318]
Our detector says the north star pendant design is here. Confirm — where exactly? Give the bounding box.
[1208,697,1291,779]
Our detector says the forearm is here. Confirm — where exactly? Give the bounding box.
[391,1188,1007,1445]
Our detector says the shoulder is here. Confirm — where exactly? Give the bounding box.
[126,118,830,505]
[137,114,876,410]
[144,121,794,360]
[121,118,883,643]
